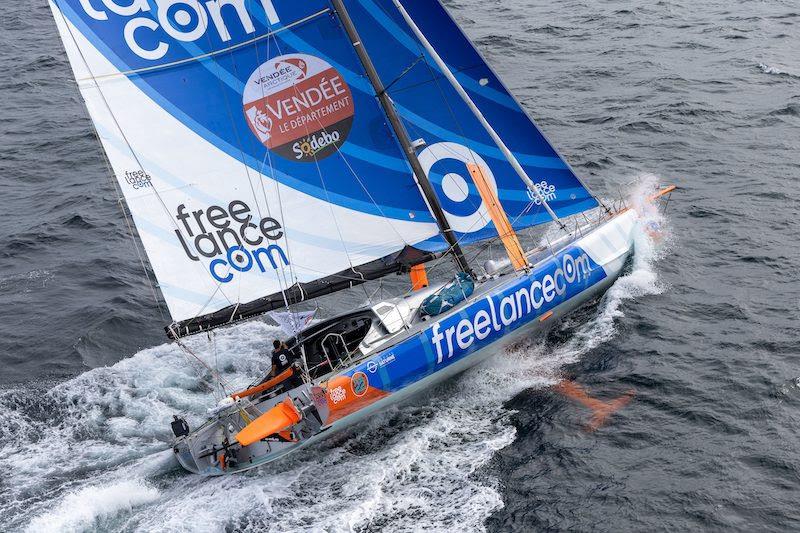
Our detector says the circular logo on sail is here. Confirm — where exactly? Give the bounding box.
[243,53,355,162]
[418,142,498,233]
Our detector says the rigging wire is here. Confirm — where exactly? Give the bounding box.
[261,27,434,308]
[370,0,552,268]
[193,7,278,325]
[53,2,240,322]
[254,30,298,315]
[262,38,365,304]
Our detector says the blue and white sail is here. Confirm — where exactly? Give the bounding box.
[48,0,444,328]
[343,0,599,247]
[48,0,600,335]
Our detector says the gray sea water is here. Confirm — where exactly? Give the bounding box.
[1,0,799,531]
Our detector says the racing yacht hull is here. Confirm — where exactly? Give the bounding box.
[174,209,640,476]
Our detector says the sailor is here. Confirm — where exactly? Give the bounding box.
[271,339,293,375]
[271,340,304,390]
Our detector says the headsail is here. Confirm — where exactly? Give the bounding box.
[343,0,600,247]
[48,0,444,332]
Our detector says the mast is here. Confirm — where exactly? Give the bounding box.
[330,0,472,274]
[391,0,566,229]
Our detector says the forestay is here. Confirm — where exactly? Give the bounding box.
[343,0,600,247]
[49,0,445,327]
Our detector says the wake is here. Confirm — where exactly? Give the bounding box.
[3,177,671,532]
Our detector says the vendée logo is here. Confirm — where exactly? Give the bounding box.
[76,0,281,61]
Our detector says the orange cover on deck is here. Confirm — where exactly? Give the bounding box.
[235,398,302,447]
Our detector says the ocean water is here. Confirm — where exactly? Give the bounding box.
[1,0,799,531]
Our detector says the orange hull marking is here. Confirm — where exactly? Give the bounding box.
[323,375,390,424]
[554,380,635,431]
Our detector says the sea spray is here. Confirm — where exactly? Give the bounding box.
[24,480,159,533]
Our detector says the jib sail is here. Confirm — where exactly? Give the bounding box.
[342,0,600,247]
[48,0,447,333]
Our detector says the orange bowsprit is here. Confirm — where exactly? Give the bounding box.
[410,264,429,291]
[467,163,529,271]
[648,185,677,202]
[235,397,303,447]
[555,380,635,431]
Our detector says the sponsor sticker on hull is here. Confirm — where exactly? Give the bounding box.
[243,53,355,162]
[322,245,610,428]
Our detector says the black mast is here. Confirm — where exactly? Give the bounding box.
[329,0,471,274]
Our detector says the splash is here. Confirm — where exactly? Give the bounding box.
[24,480,159,533]
[0,269,54,294]
[507,175,670,379]
[758,62,800,79]
[4,177,671,532]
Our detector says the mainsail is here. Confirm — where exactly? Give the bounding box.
[343,0,600,247]
[49,0,447,334]
[49,0,599,337]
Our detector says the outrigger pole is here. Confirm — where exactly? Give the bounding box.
[330,0,472,274]
[391,0,566,230]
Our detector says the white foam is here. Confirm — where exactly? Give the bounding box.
[6,178,671,532]
[758,62,799,78]
[25,480,159,533]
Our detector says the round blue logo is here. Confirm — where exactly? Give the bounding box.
[351,372,369,397]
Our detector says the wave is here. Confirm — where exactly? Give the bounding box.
[25,480,160,533]
[758,63,800,79]
[3,178,670,532]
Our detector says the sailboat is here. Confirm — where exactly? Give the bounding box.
[48,0,674,476]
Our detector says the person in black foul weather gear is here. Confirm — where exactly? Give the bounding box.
[271,339,304,391]
[271,339,293,375]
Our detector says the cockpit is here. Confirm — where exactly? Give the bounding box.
[281,284,443,382]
